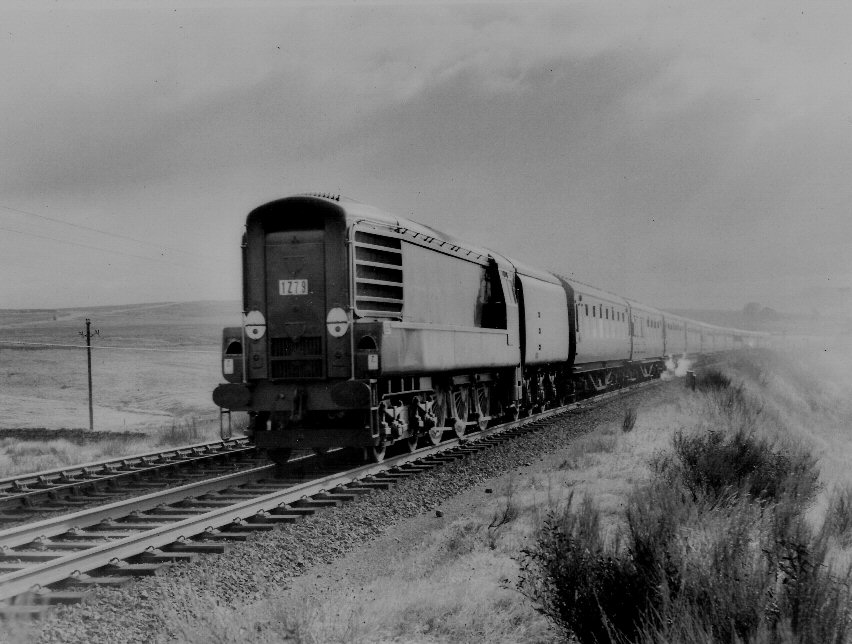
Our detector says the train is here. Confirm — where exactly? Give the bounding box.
[212,193,766,464]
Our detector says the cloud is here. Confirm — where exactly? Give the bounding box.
[0,3,850,309]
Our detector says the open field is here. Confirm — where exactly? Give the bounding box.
[0,300,240,430]
[0,301,242,475]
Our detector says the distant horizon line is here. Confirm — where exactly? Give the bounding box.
[0,299,242,313]
[0,299,801,317]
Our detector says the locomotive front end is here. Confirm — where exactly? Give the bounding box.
[213,195,373,461]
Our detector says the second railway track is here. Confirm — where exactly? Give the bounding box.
[0,438,263,524]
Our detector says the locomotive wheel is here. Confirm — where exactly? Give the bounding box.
[474,384,491,431]
[452,386,469,439]
[405,398,421,452]
[405,408,420,452]
[267,448,292,467]
[366,439,386,463]
[406,433,419,452]
[428,388,450,445]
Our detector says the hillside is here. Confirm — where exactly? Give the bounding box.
[0,301,243,432]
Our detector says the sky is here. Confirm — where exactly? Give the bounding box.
[1,1,850,316]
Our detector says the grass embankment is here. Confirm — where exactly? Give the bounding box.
[519,367,852,642]
[117,349,852,643]
[0,417,218,478]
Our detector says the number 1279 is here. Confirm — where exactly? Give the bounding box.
[279,279,308,295]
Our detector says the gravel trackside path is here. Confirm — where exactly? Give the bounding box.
[13,384,669,644]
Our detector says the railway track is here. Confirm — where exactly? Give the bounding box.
[0,377,665,616]
[0,438,263,523]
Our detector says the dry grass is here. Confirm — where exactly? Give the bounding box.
[0,415,225,478]
[519,350,852,643]
[157,348,852,643]
[163,504,556,643]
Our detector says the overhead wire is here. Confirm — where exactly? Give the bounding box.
[0,223,215,272]
[0,203,221,262]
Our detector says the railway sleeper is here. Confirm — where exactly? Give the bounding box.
[101,561,166,577]
[197,529,254,542]
[292,497,340,509]
[29,540,110,551]
[0,550,69,562]
[314,491,357,503]
[238,484,296,493]
[134,512,203,522]
[372,471,414,479]
[246,511,302,524]
[182,497,239,507]
[0,510,33,521]
[96,521,161,532]
[0,604,49,620]
[147,505,211,515]
[270,504,317,516]
[82,489,131,499]
[163,540,227,555]
[0,562,29,572]
[30,590,91,606]
[135,549,198,564]
[329,484,369,494]
[400,463,435,472]
[225,519,275,532]
[62,530,145,540]
[347,480,391,490]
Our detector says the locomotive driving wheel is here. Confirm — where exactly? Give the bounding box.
[366,437,386,463]
[451,385,470,439]
[474,383,492,431]
[428,387,450,445]
[404,398,421,452]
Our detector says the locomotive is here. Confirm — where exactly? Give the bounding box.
[212,193,765,463]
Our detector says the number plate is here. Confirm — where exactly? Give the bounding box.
[279,279,308,295]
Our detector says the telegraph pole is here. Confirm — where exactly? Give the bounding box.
[79,318,99,430]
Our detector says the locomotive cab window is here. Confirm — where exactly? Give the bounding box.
[478,258,508,329]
